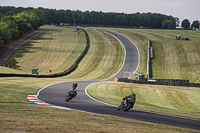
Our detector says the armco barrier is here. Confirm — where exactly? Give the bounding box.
[0,29,90,78]
[117,78,200,87]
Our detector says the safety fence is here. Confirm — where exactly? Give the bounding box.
[147,40,153,79]
[0,29,90,78]
[117,78,200,87]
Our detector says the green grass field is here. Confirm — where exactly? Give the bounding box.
[0,27,200,132]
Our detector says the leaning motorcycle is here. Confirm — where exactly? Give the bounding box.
[65,90,77,102]
[117,97,135,111]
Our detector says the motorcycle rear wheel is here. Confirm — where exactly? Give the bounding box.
[123,102,133,111]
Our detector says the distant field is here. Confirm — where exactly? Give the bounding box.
[3,26,86,75]
[104,28,200,83]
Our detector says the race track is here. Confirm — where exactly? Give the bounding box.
[37,29,200,130]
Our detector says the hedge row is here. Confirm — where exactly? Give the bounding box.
[0,29,90,78]
[118,78,200,87]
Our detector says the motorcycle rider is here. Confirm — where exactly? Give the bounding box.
[72,82,78,91]
[72,82,78,96]
[127,92,136,103]
[117,92,136,110]
[65,82,78,102]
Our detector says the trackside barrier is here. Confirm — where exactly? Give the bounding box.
[147,40,153,79]
[0,29,90,78]
[117,78,200,87]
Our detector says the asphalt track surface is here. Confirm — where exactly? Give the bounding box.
[37,29,200,130]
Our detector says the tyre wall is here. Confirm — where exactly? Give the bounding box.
[147,40,153,79]
[117,78,200,87]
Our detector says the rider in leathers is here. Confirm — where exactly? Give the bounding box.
[72,82,77,91]
[65,82,78,102]
[117,92,136,110]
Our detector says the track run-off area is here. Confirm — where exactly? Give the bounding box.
[31,29,200,130]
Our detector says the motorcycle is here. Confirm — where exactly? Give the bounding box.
[117,96,135,111]
[65,90,77,102]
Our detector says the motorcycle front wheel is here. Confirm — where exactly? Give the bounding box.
[123,102,133,111]
[65,93,71,102]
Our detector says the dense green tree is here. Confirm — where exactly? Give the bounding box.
[181,19,190,29]
[0,22,11,48]
[0,13,4,20]
[14,15,33,36]
[44,9,56,24]
[162,20,174,29]
[32,8,47,26]
[149,13,160,28]
[191,20,199,29]
[14,11,40,36]
[1,15,19,39]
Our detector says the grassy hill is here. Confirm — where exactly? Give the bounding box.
[3,26,86,75]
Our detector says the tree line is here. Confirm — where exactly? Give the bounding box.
[47,10,176,29]
[0,6,199,50]
[1,6,177,28]
[0,7,45,49]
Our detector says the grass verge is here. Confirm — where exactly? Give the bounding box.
[87,81,200,120]
[1,104,199,133]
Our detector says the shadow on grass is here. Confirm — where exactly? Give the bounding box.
[4,41,43,70]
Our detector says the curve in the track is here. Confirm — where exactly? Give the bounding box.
[36,29,200,130]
